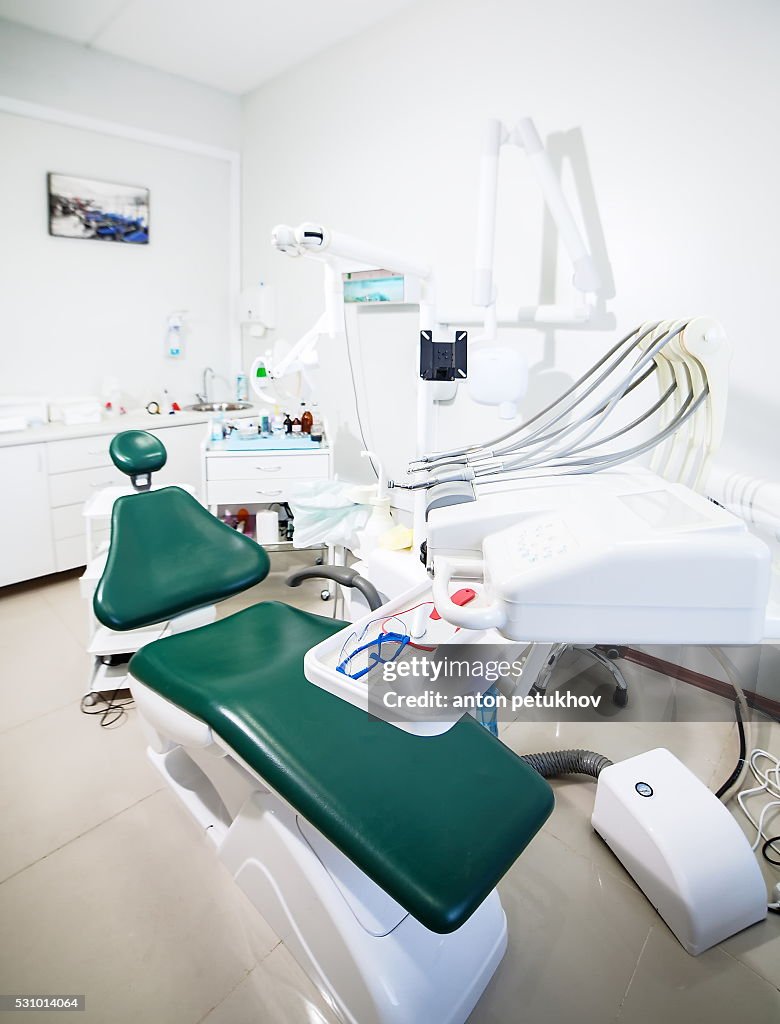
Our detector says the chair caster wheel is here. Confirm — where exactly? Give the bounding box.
[320,589,331,601]
[82,693,98,707]
[613,687,628,707]
[315,556,324,565]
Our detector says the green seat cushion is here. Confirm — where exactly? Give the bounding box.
[94,487,270,631]
[129,602,554,933]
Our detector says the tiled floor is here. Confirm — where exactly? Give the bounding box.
[1,557,779,1023]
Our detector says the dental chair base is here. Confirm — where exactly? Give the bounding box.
[134,679,507,1024]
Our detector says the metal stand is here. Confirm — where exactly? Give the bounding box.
[528,643,628,706]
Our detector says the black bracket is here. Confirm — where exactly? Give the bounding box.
[419,330,467,381]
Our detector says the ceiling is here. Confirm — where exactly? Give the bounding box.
[0,0,420,94]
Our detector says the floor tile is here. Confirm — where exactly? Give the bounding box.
[0,789,279,1024]
[0,588,90,731]
[0,704,161,881]
[200,943,339,1024]
[38,572,91,644]
[468,829,655,1024]
[615,924,780,1023]
[501,714,733,891]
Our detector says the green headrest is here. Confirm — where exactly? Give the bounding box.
[109,430,167,480]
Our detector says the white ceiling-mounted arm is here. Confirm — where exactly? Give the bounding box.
[470,116,603,339]
[473,119,505,315]
[511,118,601,296]
[273,222,430,279]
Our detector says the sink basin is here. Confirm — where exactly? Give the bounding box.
[185,401,253,413]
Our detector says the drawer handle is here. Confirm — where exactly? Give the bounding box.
[256,489,283,496]
[256,465,282,472]
[87,448,106,455]
[90,480,115,488]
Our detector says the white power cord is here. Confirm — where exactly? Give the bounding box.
[736,748,780,856]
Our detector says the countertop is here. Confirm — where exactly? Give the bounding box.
[0,408,262,448]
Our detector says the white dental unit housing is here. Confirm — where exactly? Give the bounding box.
[428,468,771,643]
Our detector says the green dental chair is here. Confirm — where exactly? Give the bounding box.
[93,430,554,1024]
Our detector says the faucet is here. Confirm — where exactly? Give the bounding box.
[197,366,215,404]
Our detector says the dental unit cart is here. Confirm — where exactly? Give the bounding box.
[202,434,331,542]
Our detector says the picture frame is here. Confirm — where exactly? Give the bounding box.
[47,172,150,244]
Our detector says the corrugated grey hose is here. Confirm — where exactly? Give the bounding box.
[520,749,613,780]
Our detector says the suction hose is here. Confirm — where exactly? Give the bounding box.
[520,749,612,780]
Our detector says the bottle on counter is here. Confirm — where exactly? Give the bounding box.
[272,407,285,435]
[210,412,224,443]
[300,402,313,434]
[291,413,302,434]
[310,402,325,442]
[283,412,293,435]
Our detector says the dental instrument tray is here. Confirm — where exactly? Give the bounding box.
[211,435,323,451]
[304,581,495,736]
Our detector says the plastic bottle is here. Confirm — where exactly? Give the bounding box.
[283,412,293,435]
[236,373,248,402]
[301,402,313,434]
[311,402,325,442]
[210,413,224,443]
[272,407,285,435]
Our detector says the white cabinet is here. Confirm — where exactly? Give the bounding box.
[147,423,205,493]
[204,449,330,510]
[0,419,209,586]
[0,444,55,586]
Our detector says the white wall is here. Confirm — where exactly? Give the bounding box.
[241,0,780,487]
[0,111,233,405]
[0,21,240,408]
[0,19,240,149]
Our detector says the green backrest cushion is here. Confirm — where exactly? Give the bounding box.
[109,430,167,477]
[94,486,270,630]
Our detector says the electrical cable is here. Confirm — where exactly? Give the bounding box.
[487,325,686,469]
[736,747,780,861]
[413,322,652,465]
[415,320,671,472]
[344,319,379,481]
[464,386,709,492]
[715,699,747,800]
[395,320,702,491]
[710,646,751,800]
[80,686,134,727]
[762,836,780,867]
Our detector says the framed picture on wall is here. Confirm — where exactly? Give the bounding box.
[47,173,150,244]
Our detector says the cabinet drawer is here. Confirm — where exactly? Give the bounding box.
[48,435,113,474]
[48,465,123,508]
[55,534,90,572]
[52,503,88,540]
[206,479,299,505]
[206,452,328,482]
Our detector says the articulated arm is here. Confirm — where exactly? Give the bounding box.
[286,565,382,612]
